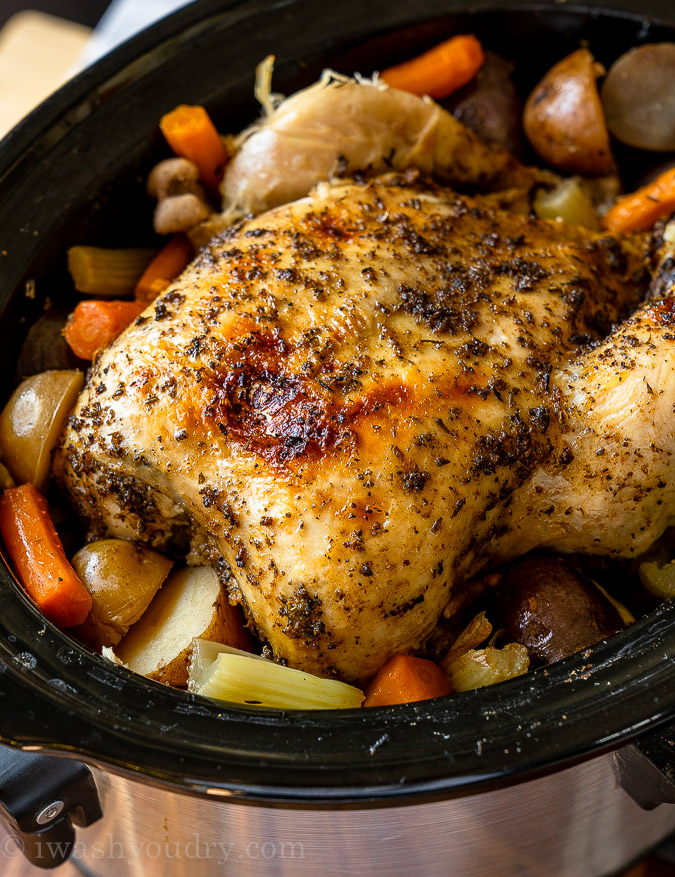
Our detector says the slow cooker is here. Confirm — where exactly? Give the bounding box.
[0,1,674,874]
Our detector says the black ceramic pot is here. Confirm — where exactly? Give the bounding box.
[0,2,673,875]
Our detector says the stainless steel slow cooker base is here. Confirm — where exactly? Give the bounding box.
[65,751,674,877]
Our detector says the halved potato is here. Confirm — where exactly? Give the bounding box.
[0,370,84,491]
[115,566,252,687]
[524,49,613,175]
[71,539,174,648]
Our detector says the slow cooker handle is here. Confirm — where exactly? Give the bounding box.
[614,720,675,811]
[0,746,102,868]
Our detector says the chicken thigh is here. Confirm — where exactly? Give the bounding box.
[55,175,673,683]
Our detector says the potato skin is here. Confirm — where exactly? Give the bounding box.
[446,51,524,157]
[524,49,614,175]
[493,556,624,666]
[0,370,84,491]
[151,590,252,687]
[72,539,173,647]
[115,565,253,688]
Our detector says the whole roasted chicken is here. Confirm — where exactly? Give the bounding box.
[54,168,674,683]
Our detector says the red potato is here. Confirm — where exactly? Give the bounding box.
[524,49,614,175]
[115,565,253,687]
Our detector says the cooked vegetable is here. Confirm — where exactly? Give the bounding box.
[446,643,530,692]
[439,611,493,675]
[67,246,157,296]
[135,235,193,302]
[187,636,252,686]
[602,167,675,233]
[445,51,524,156]
[601,43,675,152]
[16,308,76,376]
[363,655,451,707]
[0,483,91,628]
[115,565,251,686]
[0,463,14,491]
[71,540,174,647]
[222,66,534,218]
[64,299,146,360]
[0,370,84,492]
[194,647,364,709]
[494,556,624,666]
[534,178,600,229]
[153,194,212,236]
[590,578,635,626]
[524,49,614,175]
[147,157,204,200]
[380,34,484,100]
[160,104,229,192]
[639,551,675,601]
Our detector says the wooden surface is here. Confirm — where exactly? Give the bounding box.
[0,11,91,139]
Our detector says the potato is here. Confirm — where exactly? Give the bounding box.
[493,556,624,666]
[601,43,675,152]
[71,539,174,648]
[446,51,524,157]
[524,49,614,175]
[0,370,84,491]
[533,178,600,229]
[16,307,78,376]
[115,566,252,687]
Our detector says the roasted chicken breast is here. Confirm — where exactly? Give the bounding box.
[55,175,674,683]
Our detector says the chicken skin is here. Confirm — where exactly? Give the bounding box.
[55,175,674,683]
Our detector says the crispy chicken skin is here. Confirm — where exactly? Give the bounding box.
[55,175,674,683]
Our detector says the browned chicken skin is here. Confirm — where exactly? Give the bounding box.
[55,175,674,683]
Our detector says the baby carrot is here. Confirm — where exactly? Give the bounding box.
[603,167,675,233]
[64,300,146,360]
[160,104,228,192]
[363,655,452,707]
[135,234,193,302]
[380,34,485,100]
[0,483,91,628]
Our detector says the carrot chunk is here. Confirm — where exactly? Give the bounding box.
[135,234,193,302]
[603,167,675,233]
[380,34,485,100]
[160,104,228,192]
[63,300,146,360]
[0,483,92,628]
[363,655,452,707]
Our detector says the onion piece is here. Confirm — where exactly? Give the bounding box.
[639,552,675,601]
[446,643,530,692]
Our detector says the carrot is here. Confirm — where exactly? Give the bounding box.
[380,34,485,100]
[64,299,146,360]
[160,104,228,192]
[0,483,91,628]
[135,234,193,302]
[363,655,452,707]
[603,167,675,233]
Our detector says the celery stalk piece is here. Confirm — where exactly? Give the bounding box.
[68,246,158,296]
[188,637,266,689]
[194,651,365,709]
